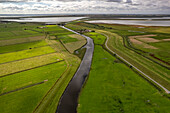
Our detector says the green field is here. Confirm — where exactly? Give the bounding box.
[0,62,66,113]
[0,53,62,77]
[0,22,43,40]
[0,40,48,54]
[0,61,66,95]
[58,35,78,43]
[0,24,85,113]
[66,22,170,91]
[78,45,170,113]
[85,32,106,45]
[66,22,170,64]
[0,20,169,113]
[0,46,55,64]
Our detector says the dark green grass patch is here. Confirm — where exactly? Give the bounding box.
[0,61,67,113]
[57,35,78,44]
[0,33,43,40]
[0,40,48,54]
[0,46,55,64]
[0,22,43,40]
[85,32,106,45]
[150,41,170,62]
[150,34,170,40]
[51,31,73,36]
[78,45,170,113]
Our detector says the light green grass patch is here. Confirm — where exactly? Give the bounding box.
[0,53,62,77]
[0,62,67,113]
[86,32,106,45]
[0,61,66,94]
[0,46,55,64]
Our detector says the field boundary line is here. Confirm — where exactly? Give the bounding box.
[0,81,45,96]
[59,40,72,54]
[0,60,64,78]
[103,33,170,94]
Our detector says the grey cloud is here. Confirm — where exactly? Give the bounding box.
[0,0,124,2]
[126,0,132,3]
[107,0,122,2]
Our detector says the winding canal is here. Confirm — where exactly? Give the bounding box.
[56,26,94,113]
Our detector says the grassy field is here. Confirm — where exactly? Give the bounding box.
[33,25,73,36]
[0,53,62,77]
[150,41,170,62]
[33,39,81,113]
[0,22,43,40]
[84,32,106,45]
[0,23,84,113]
[58,35,78,43]
[0,36,45,46]
[0,40,48,54]
[0,61,66,94]
[67,22,170,65]
[66,22,170,91]
[62,34,87,53]
[0,62,67,113]
[0,46,55,64]
[78,45,170,113]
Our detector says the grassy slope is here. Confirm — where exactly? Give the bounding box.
[78,45,170,113]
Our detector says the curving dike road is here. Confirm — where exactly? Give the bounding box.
[56,26,94,113]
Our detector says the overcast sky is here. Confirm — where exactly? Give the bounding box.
[0,0,170,14]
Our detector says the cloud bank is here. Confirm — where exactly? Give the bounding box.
[0,0,170,14]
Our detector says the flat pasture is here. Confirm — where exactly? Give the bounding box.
[0,23,82,113]
[0,36,45,46]
[66,22,170,90]
[58,35,78,44]
[78,45,170,113]
[85,32,106,45]
[0,53,62,77]
[0,40,48,54]
[0,61,67,113]
[63,34,86,53]
[0,22,43,40]
[129,35,170,63]
[0,46,55,64]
